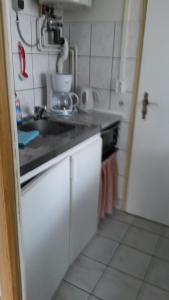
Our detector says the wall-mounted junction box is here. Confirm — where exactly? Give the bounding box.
[13,0,24,11]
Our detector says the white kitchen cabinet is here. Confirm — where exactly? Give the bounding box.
[70,137,102,263]
[21,158,70,300]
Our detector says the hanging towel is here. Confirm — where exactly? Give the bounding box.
[18,130,40,148]
[100,153,118,219]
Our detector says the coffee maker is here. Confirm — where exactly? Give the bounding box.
[46,73,79,115]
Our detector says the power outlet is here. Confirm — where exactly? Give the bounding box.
[13,0,24,11]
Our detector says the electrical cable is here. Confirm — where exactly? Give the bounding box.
[16,13,38,47]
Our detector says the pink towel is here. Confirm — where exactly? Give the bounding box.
[100,153,118,219]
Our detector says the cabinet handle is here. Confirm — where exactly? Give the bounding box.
[71,157,77,182]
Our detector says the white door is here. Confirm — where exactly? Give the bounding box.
[127,0,169,225]
[21,158,70,300]
[70,137,102,263]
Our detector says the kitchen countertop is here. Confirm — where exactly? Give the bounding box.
[19,110,121,177]
[19,122,99,176]
[50,110,121,129]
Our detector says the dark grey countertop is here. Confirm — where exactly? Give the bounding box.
[19,122,99,176]
[50,110,121,129]
[19,111,121,177]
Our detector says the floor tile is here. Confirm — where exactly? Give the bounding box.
[53,281,89,300]
[83,234,119,265]
[161,226,169,239]
[123,226,159,254]
[99,219,129,242]
[110,245,151,279]
[133,217,162,234]
[64,256,105,293]
[93,267,142,300]
[154,237,169,261]
[113,209,135,224]
[137,283,169,300]
[145,257,169,291]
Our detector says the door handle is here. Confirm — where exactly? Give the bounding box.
[142,92,149,120]
[142,92,158,120]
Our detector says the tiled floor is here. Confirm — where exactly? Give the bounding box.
[54,210,169,300]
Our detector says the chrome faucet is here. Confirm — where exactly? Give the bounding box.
[34,106,47,120]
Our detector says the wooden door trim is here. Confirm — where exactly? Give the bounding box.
[0,2,22,300]
[124,0,148,208]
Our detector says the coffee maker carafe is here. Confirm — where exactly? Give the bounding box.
[46,73,79,115]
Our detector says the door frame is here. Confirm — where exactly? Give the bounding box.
[124,0,148,208]
[0,1,22,299]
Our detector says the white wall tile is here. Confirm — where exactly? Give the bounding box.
[13,53,33,91]
[34,88,47,107]
[126,59,135,92]
[117,150,127,177]
[63,23,70,42]
[111,58,120,86]
[118,176,125,201]
[48,55,57,73]
[78,56,90,88]
[118,122,129,151]
[111,58,136,93]
[110,92,132,122]
[17,89,34,117]
[10,12,32,54]
[70,23,91,55]
[31,16,41,54]
[91,22,115,57]
[90,57,112,89]
[113,22,122,58]
[126,22,140,58]
[93,89,110,110]
[32,54,49,88]
[19,0,39,16]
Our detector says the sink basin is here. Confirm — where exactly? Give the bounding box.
[19,119,75,136]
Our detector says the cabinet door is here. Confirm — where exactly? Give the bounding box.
[21,158,70,300]
[70,137,102,263]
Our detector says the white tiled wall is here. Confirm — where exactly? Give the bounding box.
[8,0,140,208]
[9,4,58,113]
[66,19,140,207]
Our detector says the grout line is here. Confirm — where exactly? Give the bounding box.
[76,54,137,60]
[14,86,133,93]
[15,87,47,93]
[98,217,169,259]
[89,265,109,298]
[112,210,166,235]
[82,252,169,296]
[70,216,169,298]
[81,254,108,267]
[135,281,144,300]
[109,23,116,110]
[89,23,92,88]
[62,280,91,296]
[142,280,169,294]
[63,211,169,299]
[88,294,103,300]
[108,265,144,282]
[88,294,104,300]
[109,22,117,110]
[29,14,36,108]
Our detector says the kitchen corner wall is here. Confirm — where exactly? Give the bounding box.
[64,0,141,209]
[9,0,61,117]
[8,0,141,209]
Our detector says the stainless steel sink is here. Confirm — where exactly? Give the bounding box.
[19,119,75,136]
